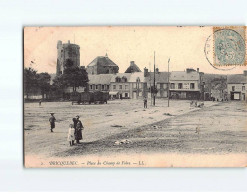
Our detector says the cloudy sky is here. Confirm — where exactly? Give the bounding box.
[24,26,246,74]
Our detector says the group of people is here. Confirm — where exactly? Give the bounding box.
[49,113,84,146]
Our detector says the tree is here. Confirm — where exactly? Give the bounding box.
[37,72,51,99]
[62,59,89,92]
[24,67,38,99]
[52,75,64,96]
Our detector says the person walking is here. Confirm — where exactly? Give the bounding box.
[39,100,42,106]
[143,96,147,109]
[75,115,83,144]
[67,124,75,146]
[49,113,56,132]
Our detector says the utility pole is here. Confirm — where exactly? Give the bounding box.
[149,62,152,106]
[153,51,156,106]
[168,58,170,107]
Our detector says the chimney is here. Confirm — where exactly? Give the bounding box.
[244,70,247,76]
[68,40,70,44]
[186,68,195,73]
[130,61,135,66]
[197,68,199,72]
[144,67,148,77]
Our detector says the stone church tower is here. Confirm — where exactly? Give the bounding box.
[56,40,80,76]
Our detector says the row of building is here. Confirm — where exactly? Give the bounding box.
[55,40,247,101]
[86,67,204,100]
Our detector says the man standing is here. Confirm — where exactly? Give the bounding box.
[49,113,56,132]
[144,96,147,109]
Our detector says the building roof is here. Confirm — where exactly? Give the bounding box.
[145,72,169,83]
[170,71,199,81]
[87,55,118,67]
[110,73,132,82]
[129,72,145,82]
[88,74,114,85]
[125,62,142,73]
[227,74,247,84]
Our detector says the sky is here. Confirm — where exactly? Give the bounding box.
[24,26,247,74]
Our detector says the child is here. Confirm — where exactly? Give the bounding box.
[67,124,75,146]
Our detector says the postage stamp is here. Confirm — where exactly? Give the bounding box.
[213,26,246,66]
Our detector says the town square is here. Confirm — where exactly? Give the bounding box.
[24,26,247,167]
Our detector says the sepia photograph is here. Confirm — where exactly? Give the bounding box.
[24,26,247,167]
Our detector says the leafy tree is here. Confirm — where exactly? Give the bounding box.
[37,72,51,99]
[62,59,89,92]
[24,67,38,99]
[52,75,64,96]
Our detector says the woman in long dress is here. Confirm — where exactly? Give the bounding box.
[74,116,83,144]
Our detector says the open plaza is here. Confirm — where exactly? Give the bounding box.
[24,99,247,161]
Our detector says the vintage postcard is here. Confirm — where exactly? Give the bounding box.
[24,26,247,167]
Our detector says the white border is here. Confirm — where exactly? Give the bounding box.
[0,0,247,192]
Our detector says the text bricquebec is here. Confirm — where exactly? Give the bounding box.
[49,161,78,166]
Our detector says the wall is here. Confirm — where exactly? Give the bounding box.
[111,82,131,98]
[227,83,246,94]
[57,41,80,75]
[89,84,110,92]
[87,65,119,75]
[227,83,246,100]
[169,81,200,91]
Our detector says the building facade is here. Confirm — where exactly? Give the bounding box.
[86,54,119,75]
[144,69,169,99]
[109,72,146,99]
[227,71,247,101]
[169,68,203,100]
[88,74,113,92]
[56,40,80,76]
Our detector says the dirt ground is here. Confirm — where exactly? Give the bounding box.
[24,99,247,167]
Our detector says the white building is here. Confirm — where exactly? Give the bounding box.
[227,71,247,101]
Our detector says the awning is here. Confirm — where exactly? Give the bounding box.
[109,91,119,95]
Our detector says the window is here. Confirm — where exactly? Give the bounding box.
[113,85,116,90]
[125,85,128,90]
[125,93,128,97]
[90,85,93,90]
[115,77,121,82]
[232,86,235,91]
[107,85,110,90]
[122,76,127,82]
[102,85,105,90]
[178,83,183,89]
[95,85,98,90]
[242,86,245,91]
[119,85,122,89]
[190,83,195,89]
[170,83,175,89]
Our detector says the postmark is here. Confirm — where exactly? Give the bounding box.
[205,26,246,70]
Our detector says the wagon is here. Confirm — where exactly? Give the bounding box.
[71,91,109,105]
